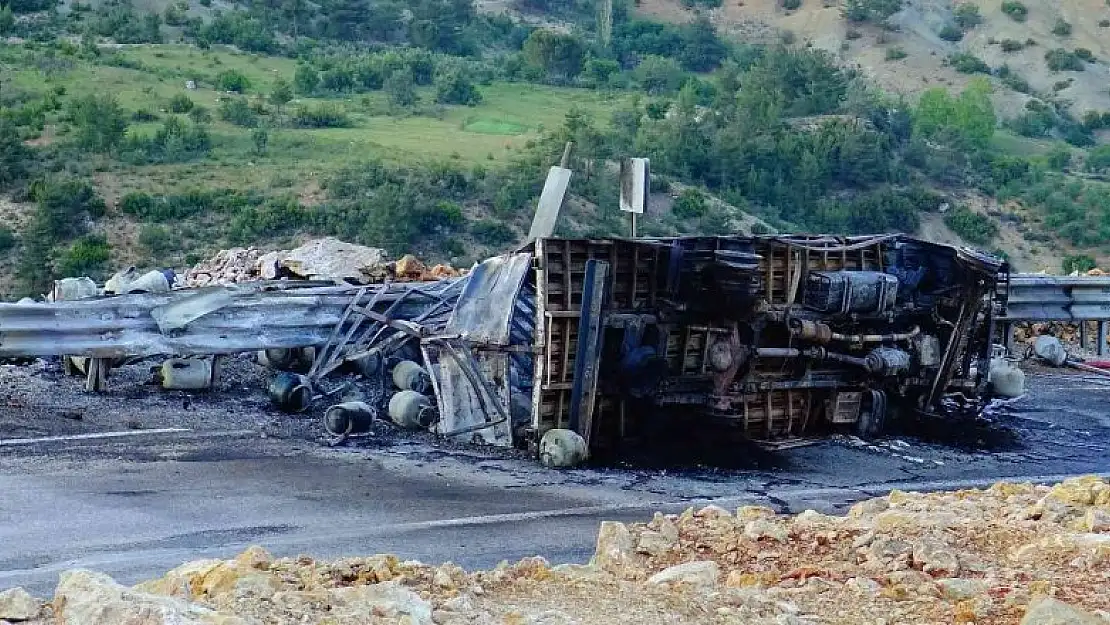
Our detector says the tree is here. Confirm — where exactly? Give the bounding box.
[522,29,586,81]
[672,188,708,218]
[251,128,269,155]
[168,94,194,113]
[913,80,995,149]
[270,78,294,106]
[434,70,482,106]
[68,95,129,153]
[216,69,251,93]
[294,64,319,96]
[678,16,728,72]
[385,68,417,107]
[952,3,981,28]
[0,5,14,34]
[0,120,31,190]
[582,56,620,87]
[633,55,686,95]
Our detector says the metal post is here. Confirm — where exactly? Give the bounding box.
[1003,322,1014,356]
[1081,322,1089,352]
[1099,322,1108,357]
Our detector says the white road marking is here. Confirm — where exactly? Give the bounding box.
[0,428,191,446]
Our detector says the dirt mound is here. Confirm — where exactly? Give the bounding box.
[6,477,1110,624]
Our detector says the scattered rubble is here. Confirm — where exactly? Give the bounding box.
[180,239,461,288]
[8,476,1110,624]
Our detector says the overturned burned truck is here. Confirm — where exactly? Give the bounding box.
[427,234,1007,462]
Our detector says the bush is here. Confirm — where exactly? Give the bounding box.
[215,69,250,93]
[385,69,417,107]
[633,55,686,95]
[68,95,129,153]
[1100,19,1109,28]
[269,79,293,107]
[999,38,1024,52]
[1087,145,1110,172]
[57,234,111,278]
[944,205,998,245]
[948,52,990,74]
[1045,48,1084,71]
[0,226,16,252]
[471,219,515,245]
[119,117,211,164]
[1051,18,1072,36]
[953,3,982,28]
[434,70,482,106]
[885,47,907,60]
[294,65,319,96]
[218,98,258,127]
[168,94,194,113]
[672,188,708,219]
[1000,0,1027,21]
[938,24,964,41]
[842,0,903,23]
[1062,254,1096,274]
[291,104,351,128]
[138,224,176,257]
[188,105,212,123]
[251,127,268,155]
[781,0,802,9]
[1074,48,1094,62]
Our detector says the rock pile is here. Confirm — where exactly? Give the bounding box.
[179,247,267,288]
[178,239,462,288]
[7,477,1110,624]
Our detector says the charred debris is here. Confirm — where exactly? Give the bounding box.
[3,231,1011,468]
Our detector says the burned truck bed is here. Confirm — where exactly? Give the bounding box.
[429,234,1007,461]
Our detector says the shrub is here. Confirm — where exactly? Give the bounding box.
[434,70,482,106]
[291,104,351,128]
[949,52,990,74]
[168,94,194,113]
[251,127,268,155]
[1045,48,1084,71]
[843,0,903,23]
[269,79,293,106]
[218,98,258,127]
[885,47,907,60]
[294,65,319,96]
[953,3,982,28]
[68,95,128,153]
[385,69,417,107]
[119,117,211,164]
[188,105,212,123]
[672,188,708,219]
[938,24,964,41]
[1000,0,1027,21]
[1074,48,1094,62]
[999,39,1024,52]
[57,234,111,278]
[781,0,802,10]
[944,205,998,245]
[1062,254,1096,274]
[471,219,515,245]
[997,66,1031,93]
[1100,19,1109,27]
[1051,18,1072,36]
[138,224,176,256]
[215,69,250,93]
[0,226,16,252]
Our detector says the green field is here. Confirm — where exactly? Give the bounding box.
[3,43,632,194]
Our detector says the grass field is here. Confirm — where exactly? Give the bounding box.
[2,43,633,195]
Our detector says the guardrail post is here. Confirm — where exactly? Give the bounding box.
[1002,322,1014,355]
[1100,322,1108,357]
[1081,322,1090,352]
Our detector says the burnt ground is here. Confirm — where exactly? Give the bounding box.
[1,356,1108,596]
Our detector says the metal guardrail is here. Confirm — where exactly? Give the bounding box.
[999,274,1110,356]
[0,281,454,359]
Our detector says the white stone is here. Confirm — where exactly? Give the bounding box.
[53,569,244,625]
[331,581,433,625]
[744,519,788,543]
[937,578,990,601]
[846,577,881,595]
[0,588,40,621]
[593,521,635,572]
[1020,597,1105,625]
[646,560,719,587]
[636,529,677,556]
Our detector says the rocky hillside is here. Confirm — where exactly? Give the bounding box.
[633,0,1110,121]
[3,476,1110,624]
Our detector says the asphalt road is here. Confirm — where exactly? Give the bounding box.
[1,361,1109,596]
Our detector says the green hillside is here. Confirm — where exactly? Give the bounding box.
[2,0,1110,298]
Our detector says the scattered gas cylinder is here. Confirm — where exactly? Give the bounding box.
[538,428,588,468]
[323,401,376,436]
[988,356,1026,398]
[388,390,434,429]
[392,360,431,394]
[269,372,312,413]
[160,358,216,390]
